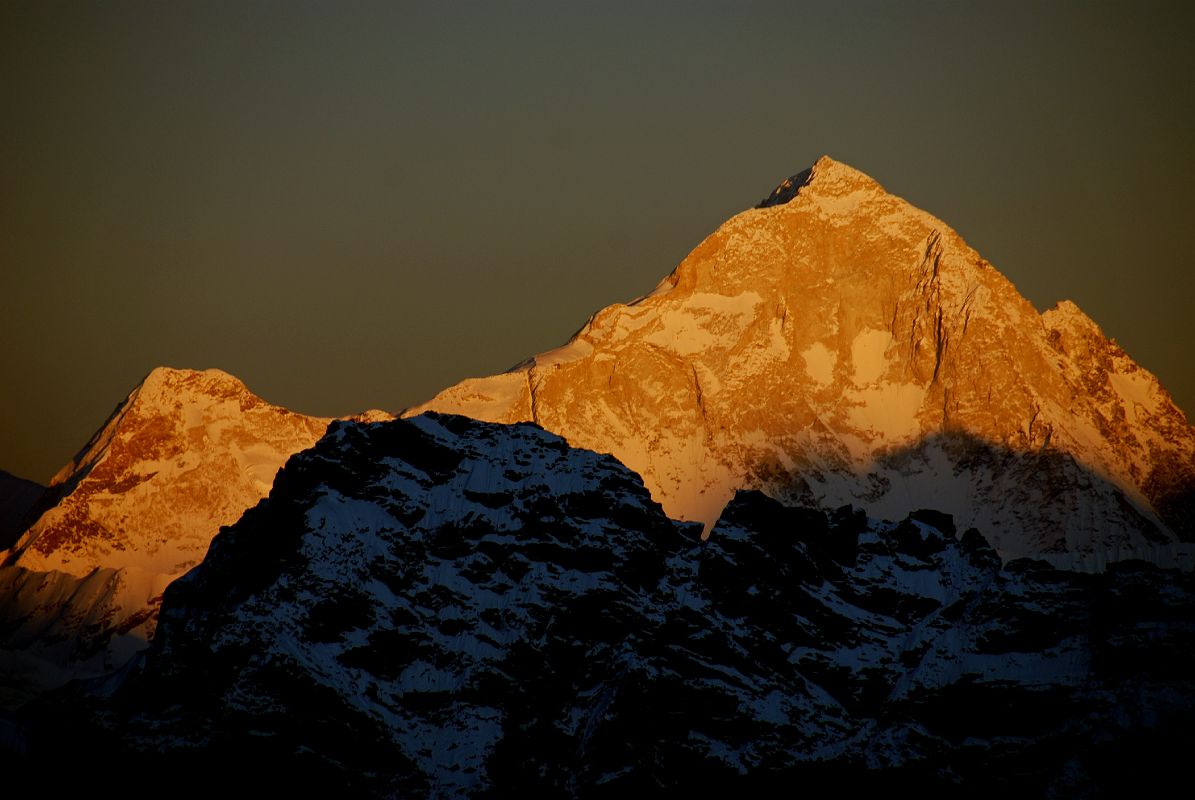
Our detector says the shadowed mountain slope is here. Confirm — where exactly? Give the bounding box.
[17,414,1191,796]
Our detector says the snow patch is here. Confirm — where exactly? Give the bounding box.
[802,343,837,386]
[851,329,893,386]
[643,291,762,356]
[844,382,927,442]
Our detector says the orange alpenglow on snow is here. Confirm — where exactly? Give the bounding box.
[3,157,1193,709]
[11,367,333,578]
[0,367,390,702]
[407,156,1195,568]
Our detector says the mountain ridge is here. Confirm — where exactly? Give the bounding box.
[21,413,1191,794]
[0,366,389,708]
[406,156,1195,564]
[3,159,1193,787]
[1,158,1190,714]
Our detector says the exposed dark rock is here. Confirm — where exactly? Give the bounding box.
[12,414,1195,797]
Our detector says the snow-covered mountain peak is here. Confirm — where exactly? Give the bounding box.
[802,154,883,193]
[0,368,395,706]
[45,367,261,491]
[757,155,884,208]
[9,367,332,578]
[409,159,1195,563]
[131,366,255,413]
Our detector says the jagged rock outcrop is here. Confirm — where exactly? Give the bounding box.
[19,415,1192,795]
[408,157,1195,564]
[0,367,388,707]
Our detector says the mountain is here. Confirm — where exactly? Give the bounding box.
[6,367,334,577]
[0,471,44,552]
[22,414,1192,795]
[408,157,1195,565]
[7,159,1193,787]
[0,367,388,707]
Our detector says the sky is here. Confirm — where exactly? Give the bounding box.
[2,1,1193,484]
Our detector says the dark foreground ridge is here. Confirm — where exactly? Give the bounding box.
[12,414,1195,796]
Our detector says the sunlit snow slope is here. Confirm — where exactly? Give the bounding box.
[409,157,1195,564]
[0,367,388,705]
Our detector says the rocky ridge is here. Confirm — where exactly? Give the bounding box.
[25,414,1191,795]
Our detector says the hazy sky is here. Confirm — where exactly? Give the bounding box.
[2,1,1193,483]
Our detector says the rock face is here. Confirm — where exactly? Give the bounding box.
[408,157,1195,563]
[34,414,1192,795]
[0,367,375,707]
